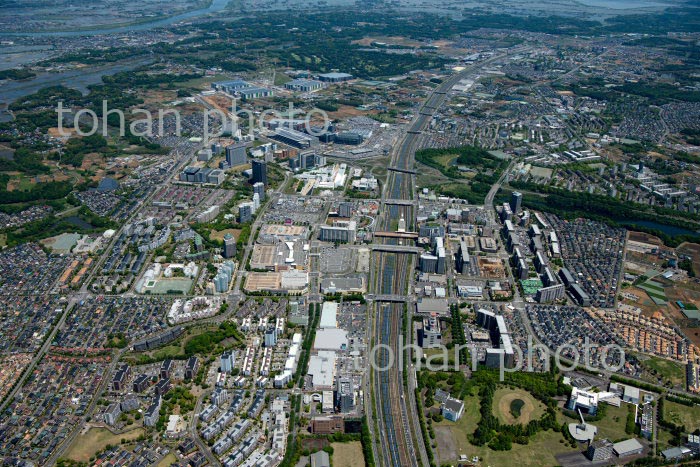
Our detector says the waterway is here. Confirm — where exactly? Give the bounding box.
[624,220,700,237]
[0,0,229,38]
[0,58,153,106]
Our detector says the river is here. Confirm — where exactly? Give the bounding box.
[0,58,153,106]
[624,220,700,237]
[0,0,229,38]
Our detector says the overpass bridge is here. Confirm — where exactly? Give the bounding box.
[367,294,411,303]
[387,167,417,175]
[373,231,419,240]
[383,199,416,206]
[371,244,424,254]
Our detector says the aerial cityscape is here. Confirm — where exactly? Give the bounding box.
[1,0,700,466]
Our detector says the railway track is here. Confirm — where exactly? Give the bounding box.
[369,49,528,466]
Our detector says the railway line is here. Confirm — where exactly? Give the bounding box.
[369,49,526,466]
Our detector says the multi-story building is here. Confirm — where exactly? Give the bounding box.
[104,403,122,425]
[155,378,171,396]
[456,239,470,274]
[319,221,356,243]
[338,202,353,218]
[133,374,150,393]
[420,314,442,349]
[144,396,162,427]
[160,359,174,380]
[252,160,268,186]
[253,182,266,201]
[336,377,354,413]
[223,233,236,258]
[239,202,253,223]
[226,142,248,167]
[185,356,199,380]
[221,350,235,373]
[535,284,565,303]
[112,364,130,391]
[510,191,522,214]
[264,327,278,348]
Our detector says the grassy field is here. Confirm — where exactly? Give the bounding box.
[157,452,178,466]
[492,387,545,425]
[663,400,700,431]
[561,402,631,442]
[65,427,144,462]
[434,390,576,466]
[641,356,686,386]
[331,441,365,467]
[436,409,576,466]
[210,228,243,241]
[656,426,676,451]
[274,72,292,86]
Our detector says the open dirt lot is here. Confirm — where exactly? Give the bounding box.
[331,441,365,467]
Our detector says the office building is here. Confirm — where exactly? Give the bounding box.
[435,237,446,274]
[300,150,318,169]
[336,377,354,413]
[419,224,444,241]
[271,127,317,149]
[252,159,268,185]
[197,148,213,161]
[223,233,236,258]
[334,132,363,145]
[338,202,353,218]
[207,169,225,185]
[420,314,442,348]
[226,142,248,167]
[179,166,223,186]
[420,253,439,274]
[456,239,470,274]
